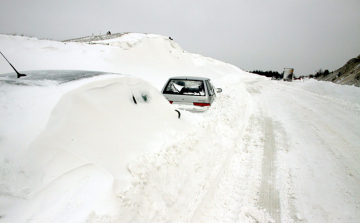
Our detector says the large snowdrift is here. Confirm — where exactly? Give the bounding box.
[0,33,239,88]
[0,33,250,222]
[26,76,185,194]
[2,76,190,222]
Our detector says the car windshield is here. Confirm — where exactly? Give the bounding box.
[164,79,206,96]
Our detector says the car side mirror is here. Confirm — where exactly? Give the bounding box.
[216,88,222,93]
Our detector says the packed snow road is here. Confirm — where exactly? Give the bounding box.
[251,79,360,222]
[191,77,360,223]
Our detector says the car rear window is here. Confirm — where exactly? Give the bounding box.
[163,79,206,96]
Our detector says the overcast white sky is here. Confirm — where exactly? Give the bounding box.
[1,0,359,76]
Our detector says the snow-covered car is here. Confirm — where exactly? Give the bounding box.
[0,70,114,85]
[161,76,222,111]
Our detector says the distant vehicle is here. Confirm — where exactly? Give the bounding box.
[283,68,294,81]
[161,76,222,112]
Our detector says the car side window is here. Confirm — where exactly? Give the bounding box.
[206,80,215,96]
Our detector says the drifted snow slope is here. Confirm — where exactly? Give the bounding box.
[0,33,238,88]
[1,34,360,223]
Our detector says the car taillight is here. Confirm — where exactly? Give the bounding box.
[169,101,173,104]
[193,102,210,107]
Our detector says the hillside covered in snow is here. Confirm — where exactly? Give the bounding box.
[315,54,360,87]
[1,33,360,223]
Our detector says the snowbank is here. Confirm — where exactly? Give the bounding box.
[0,33,251,222]
[273,78,360,114]
[0,33,240,89]
[295,78,360,104]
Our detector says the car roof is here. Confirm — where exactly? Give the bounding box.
[0,70,121,86]
[168,76,210,81]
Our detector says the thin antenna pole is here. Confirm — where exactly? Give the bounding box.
[0,51,26,78]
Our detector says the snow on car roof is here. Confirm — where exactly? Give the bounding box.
[0,70,121,86]
[168,76,210,81]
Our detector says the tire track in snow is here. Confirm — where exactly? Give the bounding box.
[244,79,297,222]
[193,78,287,223]
[189,76,260,222]
[271,82,360,181]
[258,116,281,223]
[247,80,284,223]
[191,114,265,222]
[257,79,360,222]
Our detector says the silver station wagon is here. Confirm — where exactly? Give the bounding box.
[161,76,222,111]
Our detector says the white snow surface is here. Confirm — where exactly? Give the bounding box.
[1,33,360,222]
